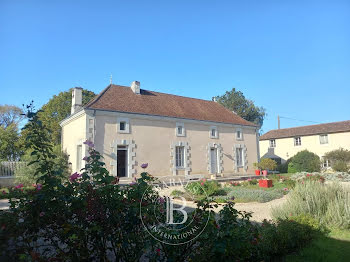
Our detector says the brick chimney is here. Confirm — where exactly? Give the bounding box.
[71,87,83,114]
[131,81,140,94]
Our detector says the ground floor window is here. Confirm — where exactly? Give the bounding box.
[236,147,243,167]
[322,158,330,168]
[76,145,82,171]
[175,146,185,168]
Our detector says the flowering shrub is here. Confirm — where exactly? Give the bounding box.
[185,179,222,196]
[241,178,258,186]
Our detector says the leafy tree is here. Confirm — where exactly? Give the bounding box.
[215,88,266,127]
[324,148,350,172]
[0,105,23,128]
[288,150,321,173]
[0,105,24,160]
[23,89,95,145]
[258,158,277,171]
[0,124,22,161]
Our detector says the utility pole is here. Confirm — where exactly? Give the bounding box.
[278,115,280,129]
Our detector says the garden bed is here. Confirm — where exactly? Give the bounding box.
[172,176,294,203]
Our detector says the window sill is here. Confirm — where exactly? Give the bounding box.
[176,167,185,170]
[118,130,130,134]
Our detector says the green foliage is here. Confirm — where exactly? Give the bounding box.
[272,180,350,229]
[332,161,349,172]
[258,218,320,260]
[290,213,324,231]
[277,160,290,173]
[0,124,23,160]
[185,179,222,196]
[288,150,321,173]
[258,158,277,170]
[240,178,258,186]
[23,89,95,145]
[0,105,23,128]
[212,187,285,203]
[15,145,70,186]
[325,148,350,172]
[215,88,266,127]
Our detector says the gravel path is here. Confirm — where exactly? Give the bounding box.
[0,199,10,210]
[159,186,288,222]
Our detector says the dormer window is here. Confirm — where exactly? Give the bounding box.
[210,126,218,138]
[117,118,130,133]
[176,122,185,137]
[236,128,243,140]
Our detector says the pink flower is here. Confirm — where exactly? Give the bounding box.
[83,140,94,148]
[36,184,42,191]
[141,163,148,169]
[83,156,89,161]
[2,190,6,195]
[202,179,206,182]
[158,197,165,204]
[15,184,24,189]
[70,172,81,182]
[39,212,45,217]
[283,187,288,191]
[129,182,137,186]
[201,182,204,186]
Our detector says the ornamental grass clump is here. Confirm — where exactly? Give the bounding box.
[272,180,350,229]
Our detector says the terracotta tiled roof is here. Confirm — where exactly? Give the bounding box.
[260,120,350,140]
[85,84,256,126]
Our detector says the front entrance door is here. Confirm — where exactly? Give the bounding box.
[210,148,218,174]
[117,146,128,177]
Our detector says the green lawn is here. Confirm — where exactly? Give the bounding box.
[287,229,350,262]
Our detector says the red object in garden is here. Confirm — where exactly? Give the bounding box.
[259,179,273,188]
[262,170,268,176]
[255,170,261,176]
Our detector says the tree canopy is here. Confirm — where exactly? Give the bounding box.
[0,105,23,128]
[0,105,24,160]
[215,88,266,128]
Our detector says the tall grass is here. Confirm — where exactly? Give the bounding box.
[272,180,350,229]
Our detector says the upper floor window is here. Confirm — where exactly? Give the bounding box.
[319,134,328,144]
[120,122,126,131]
[175,146,185,168]
[117,118,130,133]
[210,126,218,138]
[236,128,243,140]
[269,139,276,148]
[294,137,301,146]
[176,122,185,137]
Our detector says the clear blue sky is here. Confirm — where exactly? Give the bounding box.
[1,0,349,133]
